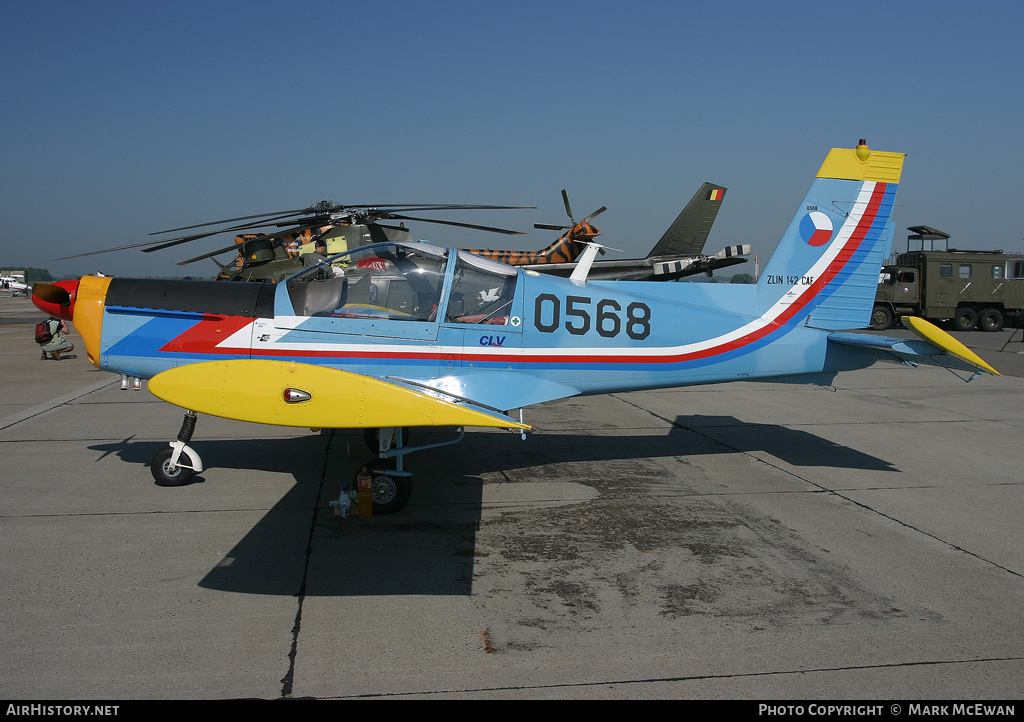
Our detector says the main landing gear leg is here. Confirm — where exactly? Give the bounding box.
[150,410,204,487]
[354,427,465,514]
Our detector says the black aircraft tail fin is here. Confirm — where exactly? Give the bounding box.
[647,183,726,258]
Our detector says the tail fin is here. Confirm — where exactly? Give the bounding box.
[756,141,905,330]
[648,182,726,258]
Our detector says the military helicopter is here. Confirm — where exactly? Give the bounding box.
[55,202,534,282]
[168,195,610,282]
[56,184,744,283]
[201,185,742,283]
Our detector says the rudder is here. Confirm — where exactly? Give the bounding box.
[756,141,905,331]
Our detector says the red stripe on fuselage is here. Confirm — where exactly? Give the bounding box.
[161,184,887,368]
[159,314,255,355]
[505,182,888,366]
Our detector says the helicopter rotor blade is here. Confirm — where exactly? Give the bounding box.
[148,211,318,244]
[57,215,320,261]
[56,203,534,262]
[143,227,271,253]
[374,204,535,213]
[152,203,535,234]
[532,189,605,233]
[385,214,528,233]
[176,244,242,265]
[149,208,313,235]
[170,220,332,261]
[53,239,174,261]
[142,215,333,253]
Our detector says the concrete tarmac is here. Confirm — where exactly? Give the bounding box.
[1,295,1023,700]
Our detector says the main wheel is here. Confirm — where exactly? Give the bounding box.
[978,308,1004,332]
[150,445,196,487]
[352,462,413,515]
[870,305,893,330]
[954,307,977,332]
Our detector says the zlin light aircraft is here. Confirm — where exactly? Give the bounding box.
[33,141,998,514]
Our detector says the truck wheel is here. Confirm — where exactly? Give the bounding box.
[870,306,893,330]
[978,308,1004,332]
[954,308,977,332]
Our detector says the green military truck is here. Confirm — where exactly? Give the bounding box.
[871,227,1024,331]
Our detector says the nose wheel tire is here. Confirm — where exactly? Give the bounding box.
[151,444,197,487]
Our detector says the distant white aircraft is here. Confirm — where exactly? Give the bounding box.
[1,273,30,296]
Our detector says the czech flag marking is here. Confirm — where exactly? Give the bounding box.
[800,211,834,246]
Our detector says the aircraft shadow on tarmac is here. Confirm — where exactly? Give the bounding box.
[87,418,894,597]
[667,414,898,472]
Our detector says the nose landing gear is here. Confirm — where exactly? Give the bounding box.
[150,410,204,486]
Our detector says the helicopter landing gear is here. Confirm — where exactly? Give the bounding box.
[150,410,204,486]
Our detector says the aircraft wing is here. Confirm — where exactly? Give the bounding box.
[827,317,999,377]
[389,371,581,413]
[147,359,534,430]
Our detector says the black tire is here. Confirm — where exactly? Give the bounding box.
[870,305,893,330]
[353,462,413,515]
[150,445,195,487]
[977,308,1004,332]
[954,307,977,332]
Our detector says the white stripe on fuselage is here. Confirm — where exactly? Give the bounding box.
[211,186,874,363]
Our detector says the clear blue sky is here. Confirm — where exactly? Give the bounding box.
[3,0,1022,278]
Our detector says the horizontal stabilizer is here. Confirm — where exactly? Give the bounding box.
[651,244,751,279]
[900,316,1000,376]
[827,317,999,377]
[148,359,532,429]
[652,258,698,277]
[714,244,752,260]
